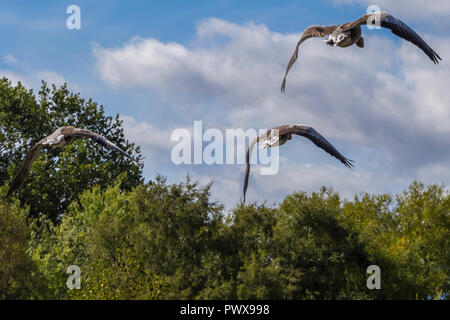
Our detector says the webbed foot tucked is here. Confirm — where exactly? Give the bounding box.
[356,37,364,48]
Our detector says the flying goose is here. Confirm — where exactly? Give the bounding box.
[6,126,141,197]
[281,11,442,93]
[243,125,354,203]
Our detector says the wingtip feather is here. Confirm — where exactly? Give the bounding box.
[281,78,286,93]
[344,159,355,168]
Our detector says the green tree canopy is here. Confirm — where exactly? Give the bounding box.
[0,78,143,222]
[341,182,449,299]
[31,176,224,299]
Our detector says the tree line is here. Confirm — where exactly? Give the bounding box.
[0,79,448,299]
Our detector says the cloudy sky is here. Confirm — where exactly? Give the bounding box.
[1,0,449,208]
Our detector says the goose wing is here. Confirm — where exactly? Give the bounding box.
[243,131,272,203]
[281,125,354,168]
[7,141,44,197]
[70,128,140,163]
[242,125,353,203]
[281,25,338,93]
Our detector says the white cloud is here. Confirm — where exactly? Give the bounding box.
[121,115,173,151]
[169,158,411,207]
[244,162,408,202]
[332,0,450,22]
[417,163,450,186]
[35,71,66,87]
[120,115,176,169]
[0,70,30,87]
[94,18,449,206]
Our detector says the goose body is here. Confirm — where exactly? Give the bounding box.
[326,25,363,48]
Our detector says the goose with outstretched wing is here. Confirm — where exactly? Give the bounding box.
[6,126,141,197]
[243,125,354,203]
[281,11,442,93]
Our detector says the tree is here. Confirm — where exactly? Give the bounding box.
[198,190,376,300]
[394,182,449,299]
[25,181,449,299]
[271,188,374,299]
[341,182,450,299]
[31,176,224,299]
[0,78,143,222]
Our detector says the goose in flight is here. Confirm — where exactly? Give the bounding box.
[243,125,354,203]
[281,11,442,93]
[6,126,141,197]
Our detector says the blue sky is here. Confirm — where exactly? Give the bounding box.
[2,0,449,208]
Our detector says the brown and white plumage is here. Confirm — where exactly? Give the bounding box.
[243,125,354,203]
[6,126,140,197]
[281,11,442,93]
